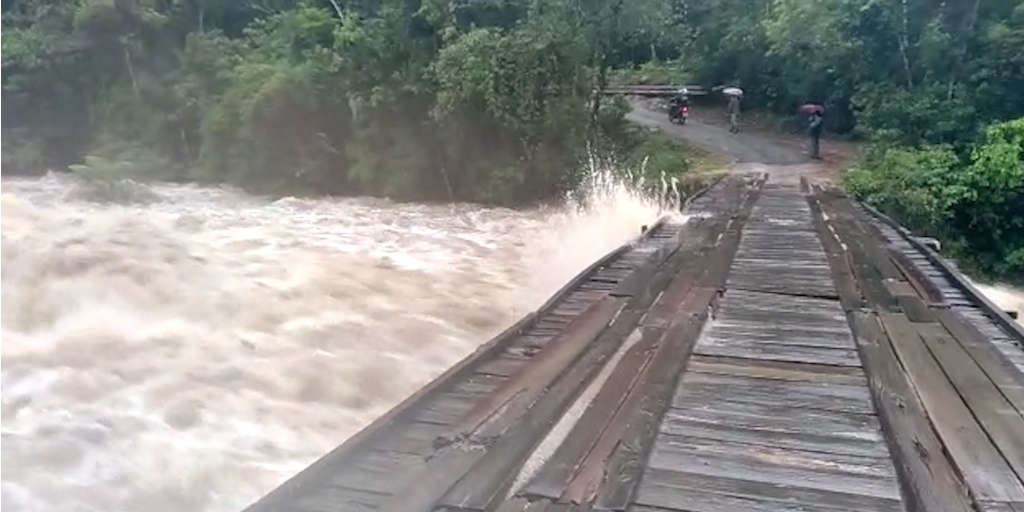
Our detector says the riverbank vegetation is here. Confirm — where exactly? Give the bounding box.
[2,0,696,204]
[4,0,1023,279]
[642,0,1024,281]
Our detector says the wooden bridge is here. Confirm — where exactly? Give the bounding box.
[601,85,708,97]
[244,174,1024,512]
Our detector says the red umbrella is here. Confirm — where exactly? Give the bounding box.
[800,103,825,114]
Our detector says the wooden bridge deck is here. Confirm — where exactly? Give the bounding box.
[245,175,1024,512]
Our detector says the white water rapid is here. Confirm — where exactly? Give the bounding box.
[1,172,671,512]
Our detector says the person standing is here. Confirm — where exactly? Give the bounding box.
[727,95,741,133]
[808,110,823,159]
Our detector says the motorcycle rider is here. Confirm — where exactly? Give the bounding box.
[668,91,689,122]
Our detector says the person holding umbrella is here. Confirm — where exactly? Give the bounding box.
[723,87,743,133]
[801,103,825,159]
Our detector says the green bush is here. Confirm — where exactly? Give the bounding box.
[847,117,1024,281]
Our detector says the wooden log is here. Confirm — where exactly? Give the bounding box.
[850,313,977,511]
[879,313,1024,502]
[809,190,976,512]
[937,309,1024,416]
[448,296,627,442]
[915,323,1024,483]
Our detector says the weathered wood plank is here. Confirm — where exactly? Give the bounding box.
[810,191,977,512]
[672,376,873,415]
[704,327,854,348]
[937,310,1024,416]
[635,469,904,512]
[882,279,917,298]
[694,338,862,367]
[585,186,762,509]
[817,194,900,312]
[291,485,384,512]
[665,399,884,443]
[852,313,979,512]
[563,288,719,505]
[521,325,658,498]
[686,355,866,385]
[328,450,424,494]
[646,435,901,499]
[916,323,1024,483]
[448,296,627,441]
[895,294,934,322]
[879,313,1024,501]
[661,417,890,458]
[435,193,750,511]
[477,357,528,378]
[977,502,1024,512]
[888,248,945,304]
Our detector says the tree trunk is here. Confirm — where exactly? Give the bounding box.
[896,0,913,89]
[124,46,140,100]
[588,50,609,139]
[326,0,343,18]
[949,0,981,99]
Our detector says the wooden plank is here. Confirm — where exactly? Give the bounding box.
[883,279,917,298]
[977,502,1024,512]
[686,355,866,385]
[896,294,934,322]
[328,450,424,494]
[879,313,1024,501]
[436,210,743,511]
[291,486,385,512]
[938,310,1024,415]
[635,469,903,512]
[888,248,945,304]
[646,435,901,500]
[666,399,884,444]
[661,417,890,458]
[716,289,848,319]
[585,185,762,509]
[414,393,476,425]
[521,325,659,498]
[561,289,718,505]
[847,299,974,512]
[447,296,627,441]
[916,323,1024,482]
[861,200,1024,342]
[807,195,866,314]
[704,327,854,349]
[477,357,528,378]
[816,195,899,312]
[523,244,725,499]
[672,372,873,414]
[436,308,644,510]
[694,338,862,367]
[810,190,978,512]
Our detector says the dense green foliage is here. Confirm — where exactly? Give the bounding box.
[847,117,1024,281]
[659,0,1024,141]
[2,0,686,203]
[626,0,1024,280]
[4,0,1023,278]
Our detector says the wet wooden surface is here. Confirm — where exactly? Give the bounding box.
[245,176,1024,512]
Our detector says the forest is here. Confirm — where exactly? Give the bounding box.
[3,0,1024,278]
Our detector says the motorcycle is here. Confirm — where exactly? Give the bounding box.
[668,104,688,125]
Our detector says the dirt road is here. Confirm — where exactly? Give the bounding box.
[628,102,846,187]
[627,103,808,165]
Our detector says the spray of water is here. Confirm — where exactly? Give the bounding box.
[1,168,671,512]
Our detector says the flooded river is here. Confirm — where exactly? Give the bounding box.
[1,173,667,512]
[3,172,1021,512]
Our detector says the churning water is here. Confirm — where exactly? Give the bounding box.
[1,172,671,512]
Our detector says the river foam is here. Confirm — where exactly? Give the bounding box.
[1,171,672,511]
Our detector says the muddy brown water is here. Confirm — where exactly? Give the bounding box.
[1,172,675,511]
